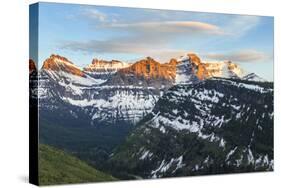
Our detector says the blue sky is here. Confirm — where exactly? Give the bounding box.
[33,2,274,80]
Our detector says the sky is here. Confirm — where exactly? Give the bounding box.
[31,2,274,81]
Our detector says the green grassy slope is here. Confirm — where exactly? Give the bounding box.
[39,144,116,185]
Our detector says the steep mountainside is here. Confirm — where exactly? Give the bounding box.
[39,71,160,125]
[39,144,116,185]
[109,78,273,179]
[175,55,200,84]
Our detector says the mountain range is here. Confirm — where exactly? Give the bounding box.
[30,52,273,181]
[34,53,265,124]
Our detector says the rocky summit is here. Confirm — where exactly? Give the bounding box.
[42,54,85,77]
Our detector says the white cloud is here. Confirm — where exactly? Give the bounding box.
[203,49,269,63]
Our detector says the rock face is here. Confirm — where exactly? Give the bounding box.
[188,53,208,80]
[42,54,85,77]
[175,54,200,84]
[119,57,177,81]
[84,59,129,72]
[109,78,273,179]
[83,59,130,84]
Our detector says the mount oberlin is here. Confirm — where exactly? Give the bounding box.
[29,2,274,186]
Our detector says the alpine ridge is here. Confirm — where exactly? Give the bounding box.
[37,53,268,126]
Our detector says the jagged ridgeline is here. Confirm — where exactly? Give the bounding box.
[30,52,273,181]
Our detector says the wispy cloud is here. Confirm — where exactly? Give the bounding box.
[81,8,107,22]
[79,8,120,24]
[59,39,186,62]
[108,21,224,35]
[223,15,260,37]
[80,8,260,37]
[203,49,270,63]
[60,39,149,54]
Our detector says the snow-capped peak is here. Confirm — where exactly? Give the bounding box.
[175,53,265,82]
[202,60,246,79]
[177,54,190,62]
[42,54,85,77]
